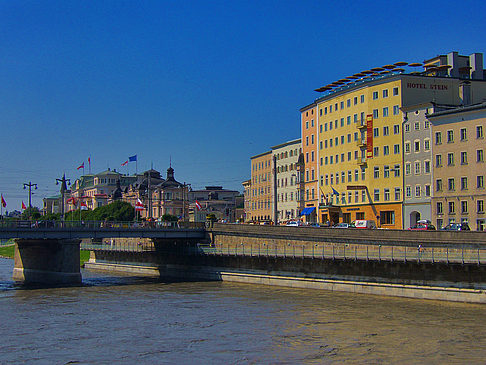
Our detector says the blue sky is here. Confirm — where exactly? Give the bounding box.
[0,0,485,211]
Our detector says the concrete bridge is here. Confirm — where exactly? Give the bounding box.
[0,220,205,285]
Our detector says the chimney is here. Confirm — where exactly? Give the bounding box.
[447,51,459,78]
[470,53,484,80]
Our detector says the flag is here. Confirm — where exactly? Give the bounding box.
[21,201,26,210]
[135,198,145,211]
[129,155,137,162]
[88,157,91,165]
[121,160,129,166]
[195,200,202,211]
[67,197,77,206]
[1,194,6,208]
[80,201,88,210]
[331,187,339,195]
[77,162,84,170]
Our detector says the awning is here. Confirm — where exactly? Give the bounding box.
[300,207,316,216]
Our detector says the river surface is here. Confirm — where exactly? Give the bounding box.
[0,258,485,364]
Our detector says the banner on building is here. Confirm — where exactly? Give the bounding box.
[366,114,373,158]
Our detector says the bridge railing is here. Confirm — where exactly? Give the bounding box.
[194,242,486,265]
[0,220,205,230]
[82,240,486,265]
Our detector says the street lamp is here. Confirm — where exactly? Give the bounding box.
[56,174,70,223]
[23,181,37,220]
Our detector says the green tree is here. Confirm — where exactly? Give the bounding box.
[65,201,135,222]
[21,207,41,220]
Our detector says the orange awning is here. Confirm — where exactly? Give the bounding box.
[408,62,422,67]
[394,61,408,66]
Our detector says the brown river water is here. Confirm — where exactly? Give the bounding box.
[0,258,485,364]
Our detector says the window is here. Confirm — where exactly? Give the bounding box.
[384,166,390,178]
[384,188,390,201]
[347,99,351,107]
[340,118,345,127]
[394,165,400,177]
[406,186,411,198]
[395,187,401,200]
[354,96,358,105]
[460,128,467,141]
[414,161,420,175]
[394,124,400,134]
[478,200,484,213]
[424,160,430,173]
[374,167,379,178]
[414,140,420,152]
[373,91,378,100]
[437,202,443,214]
[435,132,442,144]
[340,101,344,110]
[447,130,454,143]
[383,89,388,98]
[305,122,309,129]
[477,125,483,139]
[374,128,379,137]
[373,109,378,118]
[383,146,389,156]
[436,154,442,167]
[347,134,351,143]
[383,107,389,117]
[449,201,455,214]
[360,95,365,103]
[393,87,399,96]
[477,149,484,162]
[354,169,359,181]
[415,185,421,197]
[461,152,468,165]
[447,153,454,166]
[354,114,358,123]
[394,144,400,154]
[461,177,468,190]
[424,139,430,151]
[383,126,389,136]
[393,105,400,115]
[448,178,455,191]
[478,176,485,189]
[374,189,380,202]
[347,116,351,125]
[405,163,411,175]
[405,142,411,154]
[348,170,352,182]
[405,123,410,132]
[329,105,333,113]
[436,179,443,191]
[425,184,431,197]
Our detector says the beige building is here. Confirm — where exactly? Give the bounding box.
[272,139,302,223]
[249,151,273,223]
[429,102,486,230]
[242,179,251,222]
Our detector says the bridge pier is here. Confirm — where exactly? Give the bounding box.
[13,239,82,285]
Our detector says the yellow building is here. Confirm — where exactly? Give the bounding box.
[312,52,486,228]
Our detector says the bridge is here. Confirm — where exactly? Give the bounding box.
[0,220,206,285]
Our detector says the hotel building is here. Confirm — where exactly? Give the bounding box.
[249,150,273,222]
[309,51,486,228]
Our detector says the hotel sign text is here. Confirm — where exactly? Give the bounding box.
[406,83,448,90]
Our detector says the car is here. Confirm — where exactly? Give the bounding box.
[333,222,352,229]
[409,219,436,230]
[441,222,471,231]
[354,220,377,229]
[286,221,303,227]
[308,222,321,227]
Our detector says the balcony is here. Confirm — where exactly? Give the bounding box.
[357,119,367,129]
[357,138,367,148]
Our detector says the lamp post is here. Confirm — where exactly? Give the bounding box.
[23,181,37,220]
[56,174,70,223]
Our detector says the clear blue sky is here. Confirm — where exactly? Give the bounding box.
[0,0,485,211]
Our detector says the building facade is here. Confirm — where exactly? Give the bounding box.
[429,102,486,231]
[249,151,273,222]
[272,139,302,223]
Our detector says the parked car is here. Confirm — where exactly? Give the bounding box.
[441,222,470,231]
[409,219,436,231]
[333,222,352,229]
[354,220,377,229]
[286,221,303,227]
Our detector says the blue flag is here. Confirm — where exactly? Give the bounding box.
[129,155,137,162]
[331,187,339,195]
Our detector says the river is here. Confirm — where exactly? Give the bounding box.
[0,258,485,364]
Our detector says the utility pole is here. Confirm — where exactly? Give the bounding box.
[56,174,70,223]
[23,181,37,220]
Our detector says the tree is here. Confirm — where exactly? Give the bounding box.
[21,207,41,220]
[65,201,135,222]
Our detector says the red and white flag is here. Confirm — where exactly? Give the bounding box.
[195,200,202,211]
[80,201,88,211]
[67,197,77,206]
[21,201,26,210]
[135,198,145,211]
[77,162,84,170]
[1,194,6,208]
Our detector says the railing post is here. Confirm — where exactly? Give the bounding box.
[478,248,481,265]
[391,246,393,262]
[242,243,245,256]
[293,244,295,258]
[283,244,286,258]
[250,243,252,257]
[312,244,314,258]
[302,245,305,258]
[378,245,381,261]
[462,246,464,265]
[432,247,434,263]
[332,245,335,260]
[404,246,407,262]
[343,244,346,260]
[446,247,449,264]
[267,243,269,257]
[355,246,357,261]
[366,246,368,261]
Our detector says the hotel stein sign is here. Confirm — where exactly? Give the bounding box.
[406,82,448,90]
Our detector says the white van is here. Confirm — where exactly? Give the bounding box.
[354,220,377,229]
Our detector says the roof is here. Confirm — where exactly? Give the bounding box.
[427,101,486,119]
[250,150,272,159]
[271,138,301,150]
